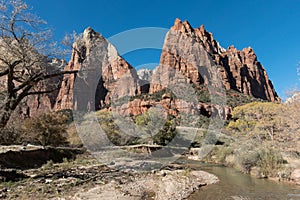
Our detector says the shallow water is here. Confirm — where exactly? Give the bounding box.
[175,159,300,200]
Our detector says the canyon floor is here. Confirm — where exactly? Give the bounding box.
[0,148,218,200]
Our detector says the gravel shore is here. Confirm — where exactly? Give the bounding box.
[73,169,219,200]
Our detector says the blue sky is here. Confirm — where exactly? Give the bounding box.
[27,0,300,100]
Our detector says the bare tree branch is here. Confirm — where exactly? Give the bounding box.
[25,88,60,96]
[0,68,8,77]
[42,69,78,80]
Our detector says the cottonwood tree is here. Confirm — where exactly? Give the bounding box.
[0,0,77,128]
[22,112,68,147]
[227,102,298,142]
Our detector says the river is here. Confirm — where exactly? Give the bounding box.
[174,159,300,200]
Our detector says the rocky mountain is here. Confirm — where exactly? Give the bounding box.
[55,27,143,112]
[156,18,279,102]
[16,18,279,119]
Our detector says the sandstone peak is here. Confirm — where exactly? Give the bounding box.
[228,45,236,50]
[173,18,181,26]
[55,28,141,111]
[199,24,205,32]
[171,18,193,33]
[171,19,226,55]
[83,27,101,40]
[242,47,254,53]
[161,19,279,101]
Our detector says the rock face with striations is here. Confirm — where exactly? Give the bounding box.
[215,46,278,101]
[55,27,142,111]
[153,18,279,102]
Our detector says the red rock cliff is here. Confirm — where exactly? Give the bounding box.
[153,18,279,102]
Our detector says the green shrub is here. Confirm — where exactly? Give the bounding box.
[227,119,254,132]
[134,110,177,145]
[215,147,233,163]
[152,119,177,145]
[66,122,83,147]
[198,115,210,128]
[22,112,69,147]
[238,150,260,174]
[236,144,284,176]
[227,102,289,141]
[96,110,138,145]
[129,88,176,102]
[226,90,264,108]
[258,147,283,177]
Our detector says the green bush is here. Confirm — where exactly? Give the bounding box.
[215,147,233,163]
[96,110,138,145]
[238,150,260,174]
[66,122,83,147]
[198,115,210,128]
[235,144,284,176]
[226,90,264,108]
[129,88,176,102]
[203,131,218,145]
[152,119,177,145]
[22,112,69,147]
[258,147,283,177]
[134,110,177,145]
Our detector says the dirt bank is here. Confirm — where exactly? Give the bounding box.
[0,150,218,200]
[73,169,218,200]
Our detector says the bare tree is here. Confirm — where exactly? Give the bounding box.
[0,0,77,128]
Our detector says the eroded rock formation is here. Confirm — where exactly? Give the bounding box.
[155,18,279,102]
[55,27,141,112]
[13,18,279,120]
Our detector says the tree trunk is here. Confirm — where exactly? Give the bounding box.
[0,111,12,129]
[0,104,13,129]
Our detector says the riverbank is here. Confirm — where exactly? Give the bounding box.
[74,169,218,200]
[1,142,299,200]
[187,162,300,200]
[187,141,300,186]
[0,148,218,199]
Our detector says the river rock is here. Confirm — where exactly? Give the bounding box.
[291,168,300,185]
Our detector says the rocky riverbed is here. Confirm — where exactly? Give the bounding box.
[0,147,218,200]
[74,169,218,200]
